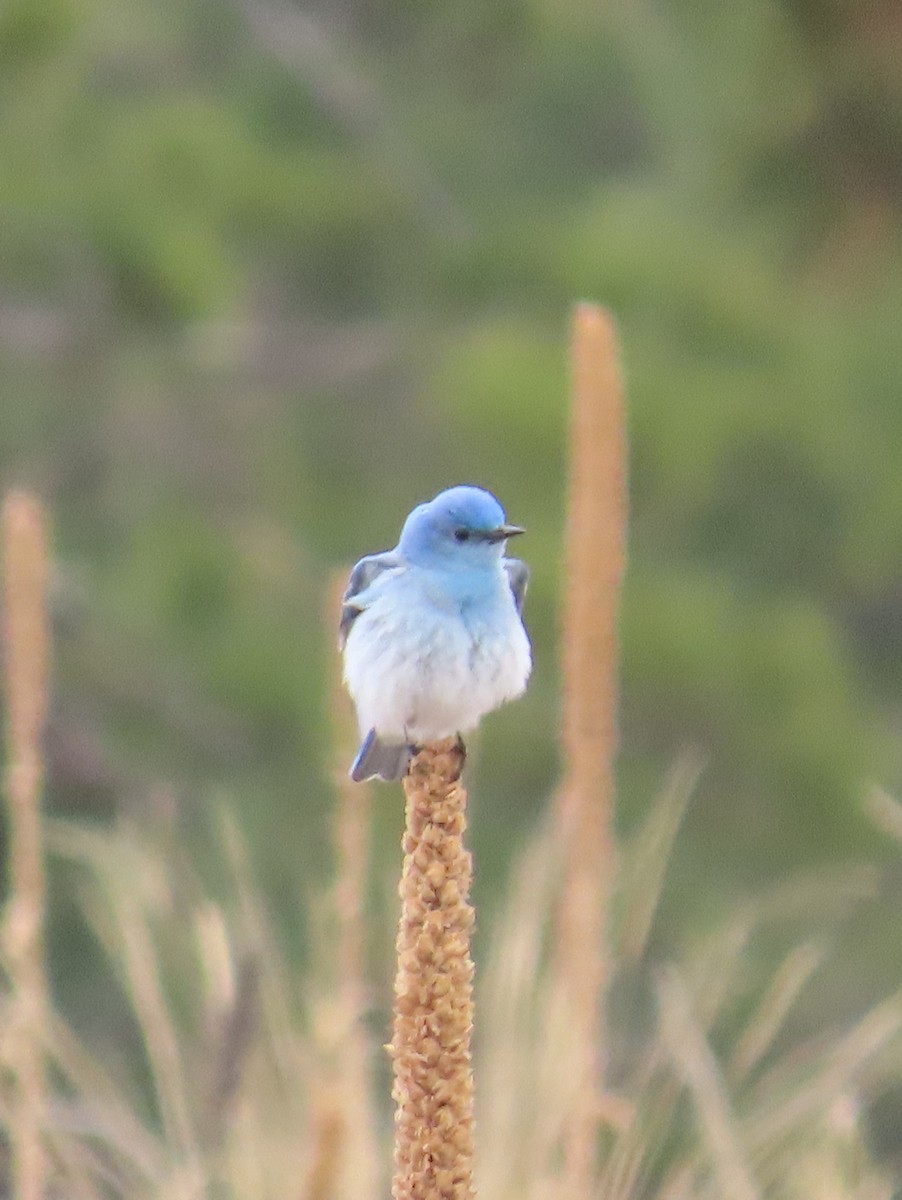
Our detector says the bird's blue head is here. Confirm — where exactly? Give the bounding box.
[399,485,524,568]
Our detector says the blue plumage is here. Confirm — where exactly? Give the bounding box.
[340,486,532,781]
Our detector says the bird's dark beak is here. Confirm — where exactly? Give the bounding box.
[487,523,525,542]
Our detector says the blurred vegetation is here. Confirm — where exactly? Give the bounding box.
[11,772,902,1199]
[3,0,902,1133]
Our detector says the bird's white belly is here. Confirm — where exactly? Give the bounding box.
[343,595,530,742]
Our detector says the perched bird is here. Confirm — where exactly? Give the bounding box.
[340,485,531,782]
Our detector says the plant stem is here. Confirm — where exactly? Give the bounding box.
[2,491,51,1200]
[557,304,627,1188]
[390,739,475,1200]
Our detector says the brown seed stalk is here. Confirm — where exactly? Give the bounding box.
[556,304,627,1187]
[2,490,51,1200]
[390,739,475,1200]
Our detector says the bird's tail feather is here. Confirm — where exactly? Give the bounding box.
[349,729,411,782]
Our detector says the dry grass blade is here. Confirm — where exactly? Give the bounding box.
[745,992,902,1154]
[42,1009,165,1186]
[741,866,879,927]
[202,953,261,1153]
[782,1093,895,1200]
[617,751,703,962]
[49,818,201,1172]
[2,490,51,1200]
[116,893,201,1169]
[218,807,305,1086]
[556,301,628,1188]
[477,817,568,1199]
[48,807,329,1199]
[657,964,761,1200]
[675,863,877,1042]
[728,941,825,1085]
[866,786,902,845]
[597,1066,679,1200]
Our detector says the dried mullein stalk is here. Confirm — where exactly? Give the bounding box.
[390,739,475,1200]
[557,304,627,1189]
[2,490,51,1200]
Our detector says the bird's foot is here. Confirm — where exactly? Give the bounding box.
[404,735,466,781]
[446,734,467,781]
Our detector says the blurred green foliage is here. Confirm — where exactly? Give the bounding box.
[3,0,902,1017]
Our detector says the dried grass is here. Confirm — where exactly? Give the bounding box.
[44,810,319,1200]
[0,748,893,1200]
[476,757,901,1200]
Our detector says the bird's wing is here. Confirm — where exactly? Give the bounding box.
[503,557,529,615]
[338,551,402,648]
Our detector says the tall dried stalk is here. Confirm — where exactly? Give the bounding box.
[2,491,51,1200]
[318,573,379,1200]
[390,739,475,1200]
[556,304,627,1189]
[302,1098,346,1200]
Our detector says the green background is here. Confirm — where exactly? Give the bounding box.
[3,0,902,1112]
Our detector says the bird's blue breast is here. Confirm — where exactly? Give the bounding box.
[417,562,510,621]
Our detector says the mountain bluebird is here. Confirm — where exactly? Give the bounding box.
[340,485,532,782]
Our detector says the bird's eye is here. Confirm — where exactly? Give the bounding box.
[454,528,470,543]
